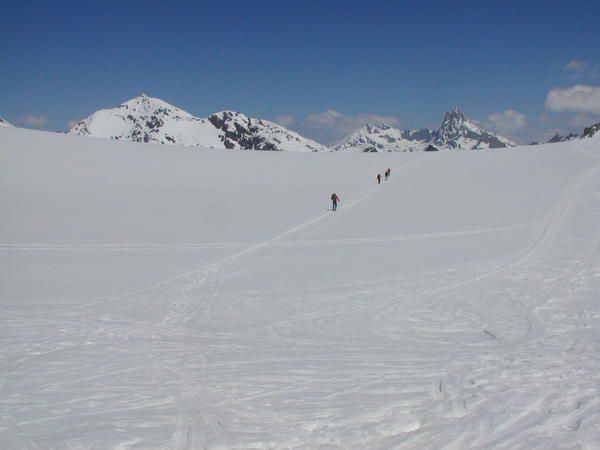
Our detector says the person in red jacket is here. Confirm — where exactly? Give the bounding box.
[331,193,340,211]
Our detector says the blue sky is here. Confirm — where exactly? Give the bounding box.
[2,0,599,144]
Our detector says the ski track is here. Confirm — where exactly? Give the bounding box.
[3,147,600,448]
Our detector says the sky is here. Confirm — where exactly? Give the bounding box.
[2,0,600,144]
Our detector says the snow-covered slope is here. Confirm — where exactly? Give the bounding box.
[208,110,328,152]
[2,126,600,448]
[0,117,13,127]
[335,108,515,151]
[69,95,327,152]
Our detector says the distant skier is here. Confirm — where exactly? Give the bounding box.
[377,173,382,184]
[384,169,390,181]
[331,192,340,211]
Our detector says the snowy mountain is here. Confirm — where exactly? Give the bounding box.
[0,117,13,127]
[208,110,327,152]
[69,95,229,148]
[435,108,515,149]
[334,108,515,152]
[546,132,579,143]
[68,95,327,152]
[333,123,435,152]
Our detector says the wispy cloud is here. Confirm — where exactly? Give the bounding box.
[563,59,600,80]
[545,85,600,115]
[294,110,399,145]
[19,114,48,127]
[274,115,295,128]
[569,113,600,129]
[564,59,587,76]
[485,110,527,134]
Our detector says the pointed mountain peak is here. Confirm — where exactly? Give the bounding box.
[441,107,468,125]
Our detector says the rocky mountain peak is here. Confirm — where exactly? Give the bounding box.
[437,108,473,142]
[582,122,600,139]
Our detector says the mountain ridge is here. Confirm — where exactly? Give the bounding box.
[68,95,328,152]
[334,108,515,152]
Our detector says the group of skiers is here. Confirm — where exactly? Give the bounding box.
[377,168,391,184]
[330,168,391,211]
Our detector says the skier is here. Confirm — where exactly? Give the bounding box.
[384,169,390,181]
[377,173,382,184]
[331,193,340,211]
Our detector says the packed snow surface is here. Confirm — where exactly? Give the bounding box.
[1,127,600,449]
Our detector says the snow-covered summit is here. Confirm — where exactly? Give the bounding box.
[208,110,328,152]
[68,94,224,148]
[68,95,326,152]
[334,108,514,152]
[0,117,13,127]
[333,123,435,152]
[435,108,515,149]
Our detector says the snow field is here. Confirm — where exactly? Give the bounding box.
[1,127,600,448]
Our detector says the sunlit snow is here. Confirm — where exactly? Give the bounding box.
[1,127,600,448]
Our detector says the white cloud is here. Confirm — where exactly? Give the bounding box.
[485,110,527,135]
[301,110,399,144]
[564,59,587,74]
[274,115,295,128]
[569,113,600,128]
[276,110,400,145]
[545,85,600,114]
[563,59,600,80]
[19,114,48,127]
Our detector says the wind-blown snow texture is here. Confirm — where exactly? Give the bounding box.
[334,108,515,152]
[68,95,328,152]
[1,126,600,449]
